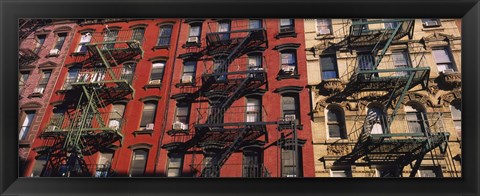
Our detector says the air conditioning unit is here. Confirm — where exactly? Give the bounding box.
[442,69,454,74]
[46,125,57,132]
[284,114,296,122]
[318,28,331,35]
[424,21,440,27]
[33,87,45,94]
[145,123,154,130]
[149,79,161,85]
[281,65,295,73]
[286,174,297,177]
[181,75,193,83]
[187,36,199,43]
[172,122,187,130]
[108,120,120,130]
[49,49,60,55]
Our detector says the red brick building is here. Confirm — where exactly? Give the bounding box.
[18,20,78,175]
[23,18,314,177]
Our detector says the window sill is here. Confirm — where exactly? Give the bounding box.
[275,31,297,39]
[153,45,170,50]
[422,26,444,31]
[144,83,162,90]
[276,74,300,80]
[28,93,44,98]
[175,82,196,88]
[132,129,154,136]
[315,34,335,40]
[71,52,87,56]
[167,129,190,136]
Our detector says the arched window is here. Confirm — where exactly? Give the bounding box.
[129,148,149,177]
[326,105,347,139]
[405,101,428,134]
[366,104,387,134]
[449,99,461,134]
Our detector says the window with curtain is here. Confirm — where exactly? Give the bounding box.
[166,154,184,177]
[129,149,148,177]
[19,111,35,140]
[140,102,157,129]
[157,25,173,46]
[280,50,297,75]
[150,61,165,83]
[316,19,332,35]
[392,51,411,76]
[320,55,339,80]
[432,48,456,73]
[182,61,196,83]
[246,97,261,122]
[279,19,294,33]
[53,33,67,51]
[326,106,347,139]
[76,32,92,53]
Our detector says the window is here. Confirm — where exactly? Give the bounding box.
[63,68,79,90]
[246,97,261,122]
[281,146,302,177]
[76,32,92,53]
[218,21,231,40]
[140,101,157,129]
[367,106,387,134]
[351,19,369,35]
[316,19,332,35]
[19,71,30,91]
[320,55,339,80]
[282,94,299,121]
[416,166,443,177]
[249,19,262,29]
[375,167,400,177]
[405,102,428,134]
[19,111,35,140]
[157,25,173,46]
[279,19,294,33]
[213,59,227,81]
[326,106,347,139]
[109,104,125,130]
[450,100,461,134]
[34,70,51,94]
[243,149,263,177]
[181,61,196,83]
[392,51,411,76]
[129,149,148,177]
[150,61,165,84]
[383,19,398,29]
[121,62,136,84]
[422,19,441,28]
[50,107,65,127]
[132,28,145,45]
[103,29,118,50]
[95,152,113,177]
[357,53,375,70]
[53,33,67,51]
[33,34,47,54]
[432,48,456,73]
[330,169,352,177]
[187,23,201,43]
[166,154,184,177]
[280,50,297,75]
[174,105,190,128]
[31,155,48,177]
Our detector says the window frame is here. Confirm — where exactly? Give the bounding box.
[157,25,173,47]
[432,47,457,73]
[325,106,347,139]
[53,32,67,51]
[316,19,333,35]
[181,61,197,83]
[320,54,339,80]
[19,110,36,141]
[129,148,149,177]
[139,101,158,129]
[33,34,47,54]
[150,61,166,83]
[279,19,295,33]
[422,19,442,28]
[279,49,298,75]
[166,153,184,177]
[35,69,52,94]
[174,104,191,126]
[281,93,300,122]
[249,19,263,29]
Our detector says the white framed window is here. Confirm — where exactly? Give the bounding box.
[432,48,456,73]
[53,32,67,51]
[218,21,231,40]
[316,19,332,35]
[140,101,157,129]
[19,111,35,140]
[182,61,197,83]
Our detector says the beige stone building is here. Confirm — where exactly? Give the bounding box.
[304,19,462,177]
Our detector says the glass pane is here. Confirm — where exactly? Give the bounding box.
[328,125,341,137]
[280,19,292,26]
[183,62,196,73]
[320,56,336,70]
[218,22,230,32]
[358,54,374,70]
[450,103,461,120]
[433,49,452,63]
[249,19,262,29]
[111,104,125,119]
[281,53,295,65]
[327,109,339,122]
[282,96,296,111]
[176,106,189,116]
[322,71,337,80]
[189,25,200,37]
[392,52,408,66]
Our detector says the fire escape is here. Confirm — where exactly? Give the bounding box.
[18,20,52,68]
[164,21,274,177]
[328,19,450,177]
[39,29,144,177]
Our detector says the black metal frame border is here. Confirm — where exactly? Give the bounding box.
[1,0,479,195]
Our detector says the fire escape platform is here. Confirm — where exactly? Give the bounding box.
[206,28,267,47]
[347,19,414,47]
[353,67,430,90]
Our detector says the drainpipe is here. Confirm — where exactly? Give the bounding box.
[154,19,183,175]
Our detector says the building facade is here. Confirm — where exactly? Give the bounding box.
[304,19,462,177]
[22,18,315,178]
[18,19,78,175]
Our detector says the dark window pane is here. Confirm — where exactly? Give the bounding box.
[130,149,148,177]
